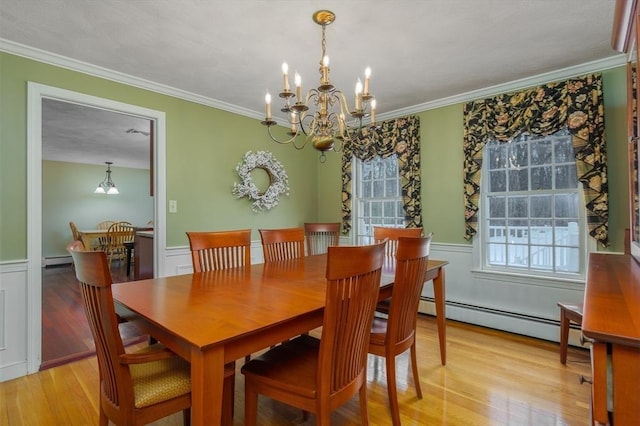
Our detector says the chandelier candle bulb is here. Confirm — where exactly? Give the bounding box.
[364,67,371,95]
[322,55,330,84]
[265,92,272,120]
[355,78,363,110]
[295,72,302,101]
[370,99,376,125]
[282,63,290,92]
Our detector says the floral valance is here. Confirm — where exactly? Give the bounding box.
[341,115,422,234]
[463,73,608,246]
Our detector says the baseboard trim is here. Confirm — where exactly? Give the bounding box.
[42,256,72,267]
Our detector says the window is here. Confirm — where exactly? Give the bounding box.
[481,128,584,276]
[353,155,403,244]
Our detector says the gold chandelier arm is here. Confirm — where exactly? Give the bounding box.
[266,125,308,150]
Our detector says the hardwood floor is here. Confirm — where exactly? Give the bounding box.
[40,260,146,370]
[4,314,592,425]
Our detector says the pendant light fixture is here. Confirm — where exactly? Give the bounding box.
[94,161,119,195]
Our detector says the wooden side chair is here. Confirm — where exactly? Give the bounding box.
[368,236,432,426]
[68,241,237,425]
[186,229,252,272]
[557,302,584,364]
[69,221,82,241]
[96,220,116,251]
[187,228,252,366]
[241,241,386,426]
[106,221,133,267]
[259,227,305,262]
[373,227,428,314]
[373,226,423,257]
[304,222,340,255]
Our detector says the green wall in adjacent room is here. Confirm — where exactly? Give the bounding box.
[42,161,153,258]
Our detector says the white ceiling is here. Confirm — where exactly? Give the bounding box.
[0,0,624,168]
[42,99,152,169]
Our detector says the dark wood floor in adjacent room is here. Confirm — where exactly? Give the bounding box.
[40,261,145,370]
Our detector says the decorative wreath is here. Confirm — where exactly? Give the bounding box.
[232,150,290,212]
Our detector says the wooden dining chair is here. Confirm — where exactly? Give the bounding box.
[186,229,252,273]
[69,221,82,241]
[368,236,432,426]
[259,227,305,262]
[373,226,427,314]
[67,240,235,426]
[106,221,133,267]
[241,241,386,426]
[304,222,340,255]
[187,228,252,366]
[373,226,423,257]
[96,220,116,251]
[557,302,584,364]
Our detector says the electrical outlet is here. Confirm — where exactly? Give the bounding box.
[169,200,177,213]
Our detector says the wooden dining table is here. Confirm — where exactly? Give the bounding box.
[77,229,108,250]
[112,254,448,425]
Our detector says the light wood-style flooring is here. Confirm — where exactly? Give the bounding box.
[3,312,592,425]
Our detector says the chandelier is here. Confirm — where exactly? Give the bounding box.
[261,10,376,161]
[94,161,119,195]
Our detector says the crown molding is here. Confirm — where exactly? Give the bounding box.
[0,38,263,121]
[376,55,628,121]
[1,38,628,122]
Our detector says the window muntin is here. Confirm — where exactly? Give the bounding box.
[482,128,582,275]
[353,155,403,245]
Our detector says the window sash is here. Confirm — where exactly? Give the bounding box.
[353,155,403,245]
[480,131,585,277]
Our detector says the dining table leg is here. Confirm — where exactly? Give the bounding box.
[190,345,225,425]
[432,268,446,365]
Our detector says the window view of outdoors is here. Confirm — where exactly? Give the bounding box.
[484,128,581,274]
[355,155,403,244]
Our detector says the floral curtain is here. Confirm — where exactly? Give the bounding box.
[341,115,422,234]
[463,73,608,246]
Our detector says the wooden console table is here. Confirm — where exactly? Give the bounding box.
[133,230,154,280]
[582,253,640,425]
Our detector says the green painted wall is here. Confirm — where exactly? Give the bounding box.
[419,104,467,244]
[602,66,629,252]
[0,51,630,260]
[0,52,318,261]
[42,161,153,258]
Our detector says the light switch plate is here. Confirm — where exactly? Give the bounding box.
[169,200,177,213]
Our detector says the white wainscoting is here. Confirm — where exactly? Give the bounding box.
[421,243,585,344]
[0,260,29,382]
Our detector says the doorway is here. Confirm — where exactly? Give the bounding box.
[27,83,167,373]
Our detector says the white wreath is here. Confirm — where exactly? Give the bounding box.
[232,151,290,212]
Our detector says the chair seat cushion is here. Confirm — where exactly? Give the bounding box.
[241,334,319,399]
[130,352,191,408]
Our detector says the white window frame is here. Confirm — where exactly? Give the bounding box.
[472,130,593,283]
[352,154,404,245]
